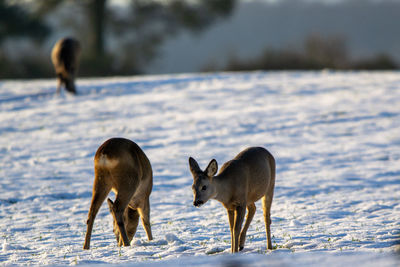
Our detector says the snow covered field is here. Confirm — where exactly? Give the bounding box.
[0,71,399,266]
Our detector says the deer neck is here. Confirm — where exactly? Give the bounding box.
[211,175,229,204]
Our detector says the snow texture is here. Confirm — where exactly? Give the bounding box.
[0,71,399,266]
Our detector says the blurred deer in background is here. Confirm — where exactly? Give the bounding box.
[51,37,81,94]
[83,138,153,249]
[189,147,275,253]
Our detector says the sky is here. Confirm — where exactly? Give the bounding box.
[145,0,400,74]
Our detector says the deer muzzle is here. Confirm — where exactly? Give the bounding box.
[193,200,204,207]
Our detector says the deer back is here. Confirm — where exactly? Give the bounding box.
[94,138,153,195]
[218,147,275,204]
[51,38,81,79]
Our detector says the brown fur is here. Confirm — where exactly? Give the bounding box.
[83,138,153,249]
[189,147,275,253]
[51,37,81,94]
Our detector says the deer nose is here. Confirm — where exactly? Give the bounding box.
[193,200,204,207]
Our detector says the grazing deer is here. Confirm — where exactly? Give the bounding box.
[83,138,153,249]
[51,37,81,94]
[189,147,275,253]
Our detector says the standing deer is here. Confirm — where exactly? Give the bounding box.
[51,37,81,94]
[189,147,275,253]
[83,138,153,249]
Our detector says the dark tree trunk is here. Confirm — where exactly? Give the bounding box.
[88,0,106,58]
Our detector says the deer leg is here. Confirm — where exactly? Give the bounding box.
[233,205,246,253]
[227,209,235,253]
[56,78,61,94]
[262,195,273,250]
[138,198,153,241]
[83,174,111,249]
[239,203,256,251]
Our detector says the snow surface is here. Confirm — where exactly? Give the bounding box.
[0,71,399,266]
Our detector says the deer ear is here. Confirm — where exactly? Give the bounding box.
[189,157,201,174]
[205,159,218,178]
[107,198,114,213]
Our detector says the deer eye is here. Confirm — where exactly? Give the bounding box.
[201,185,207,191]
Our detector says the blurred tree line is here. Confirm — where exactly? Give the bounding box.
[1,0,398,79]
[215,34,398,72]
[0,0,236,78]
